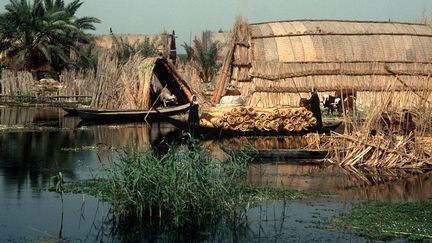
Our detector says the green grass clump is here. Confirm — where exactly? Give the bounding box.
[330,201,432,241]
[72,141,251,228]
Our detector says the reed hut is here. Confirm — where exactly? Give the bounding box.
[213,18,432,108]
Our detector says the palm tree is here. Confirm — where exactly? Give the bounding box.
[182,30,221,83]
[0,0,100,74]
[113,35,157,65]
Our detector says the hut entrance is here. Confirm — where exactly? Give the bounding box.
[152,61,190,106]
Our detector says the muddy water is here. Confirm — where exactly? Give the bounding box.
[0,106,429,242]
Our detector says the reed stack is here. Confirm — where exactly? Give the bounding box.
[200,106,317,132]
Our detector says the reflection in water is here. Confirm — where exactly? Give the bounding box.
[104,200,367,242]
[0,106,180,200]
[0,106,65,126]
[92,122,178,149]
[249,162,432,202]
[219,135,317,149]
[92,122,180,161]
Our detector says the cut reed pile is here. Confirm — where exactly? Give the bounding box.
[325,83,432,169]
[200,106,317,132]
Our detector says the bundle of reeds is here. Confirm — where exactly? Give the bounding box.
[200,106,316,132]
[91,52,154,109]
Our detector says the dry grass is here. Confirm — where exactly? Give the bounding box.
[324,81,432,170]
[90,52,155,109]
[177,62,212,108]
[0,70,33,95]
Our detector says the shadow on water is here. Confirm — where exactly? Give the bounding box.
[0,106,430,242]
[204,135,432,202]
[248,162,432,202]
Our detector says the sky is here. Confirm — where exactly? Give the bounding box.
[1,0,432,52]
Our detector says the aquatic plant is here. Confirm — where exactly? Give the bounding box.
[51,172,64,193]
[99,140,251,228]
[328,200,432,241]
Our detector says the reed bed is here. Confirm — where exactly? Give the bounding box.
[0,68,95,101]
[0,70,33,95]
[59,69,95,98]
[201,106,316,132]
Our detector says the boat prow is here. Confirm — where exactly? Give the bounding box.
[62,107,78,116]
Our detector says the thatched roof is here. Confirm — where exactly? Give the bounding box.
[250,19,432,63]
[212,19,432,107]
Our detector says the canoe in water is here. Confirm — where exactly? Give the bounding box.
[75,103,191,121]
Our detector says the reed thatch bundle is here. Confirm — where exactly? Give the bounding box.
[200,106,316,132]
[91,54,157,109]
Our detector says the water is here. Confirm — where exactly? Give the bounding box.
[0,106,429,242]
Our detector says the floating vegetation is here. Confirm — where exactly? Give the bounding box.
[327,201,432,241]
[60,146,97,152]
[0,124,25,130]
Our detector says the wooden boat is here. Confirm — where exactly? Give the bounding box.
[62,107,78,116]
[165,116,342,138]
[75,103,191,121]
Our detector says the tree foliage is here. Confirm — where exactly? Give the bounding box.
[182,31,222,83]
[113,36,157,65]
[0,0,100,73]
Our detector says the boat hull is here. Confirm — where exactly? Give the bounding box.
[75,103,191,122]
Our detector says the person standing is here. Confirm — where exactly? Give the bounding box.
[188,95,199,125]
[310,88,323,129]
